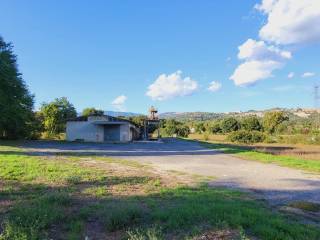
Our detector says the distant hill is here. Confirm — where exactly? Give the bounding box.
[159,108,320,121]
[104,111,141,117]
[78,108,319,120]
[159,112,224,121]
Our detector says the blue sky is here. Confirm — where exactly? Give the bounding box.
[1,0,319,114]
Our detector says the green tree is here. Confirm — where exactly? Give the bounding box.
[195,122,206,133]
[241,116,262,131]
[177,125,190,137]
[40,97,77,135]
[82,107,104,116]
[129,115,147,128]
[164,119,180,136]
[0,36,34,139]
[220,117,239,133]
[263,111,289,134]
[208,121,222,134]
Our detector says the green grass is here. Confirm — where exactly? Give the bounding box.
[200,141,320,173]
[0,152,320,239]
[288,201,320,212]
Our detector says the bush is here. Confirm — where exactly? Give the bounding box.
[228,130,266,144]
[241,116,262,131]
[208,121,222,134]
[220,117,240,133]
[176,125,190,138]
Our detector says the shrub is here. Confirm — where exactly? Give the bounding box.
[208,121,222,134]
[195,122,206,134]
[220,117,240,133]
[228,130,266,144]
[176,125,190,138]
[241,116,262,131]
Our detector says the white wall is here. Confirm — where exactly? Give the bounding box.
[66,121,104,142]
[66,121,137,142]
[120,124,130,142]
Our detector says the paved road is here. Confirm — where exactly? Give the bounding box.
[16,139,320,205]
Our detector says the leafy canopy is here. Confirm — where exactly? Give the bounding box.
[40,97,76,135]
[220,117,240,133]
[0,36,34,139]
[82,108,104,117]
[263,111,289,134]
[241,116,262,131]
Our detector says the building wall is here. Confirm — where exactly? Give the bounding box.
[66,121,136,142]
[120,124,130,142]
[66,121,104,142]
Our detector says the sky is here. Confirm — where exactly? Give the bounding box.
[1,0,320,114]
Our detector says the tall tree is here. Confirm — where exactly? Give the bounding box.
[40,97,77,135]
[0,36,34,139]
[263,111,289,134]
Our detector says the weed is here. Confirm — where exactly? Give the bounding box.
[127,226,163,240]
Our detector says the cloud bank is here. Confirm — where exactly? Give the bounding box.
[146,71,198,101]
[230,0,320,86]
[230,39,290,86]
[256,0,320,45]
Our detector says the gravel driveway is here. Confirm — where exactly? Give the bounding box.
[19,138,320,206]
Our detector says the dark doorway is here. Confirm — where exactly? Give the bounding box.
[104,125,120,141]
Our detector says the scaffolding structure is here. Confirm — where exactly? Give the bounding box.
[143,106,161,140]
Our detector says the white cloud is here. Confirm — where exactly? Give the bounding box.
[302,72,315,78]
[287,72,294,78]
[208,81,222,92]
[256,0,320,45]
[255,0,277,13]
[231,1,320,87]
[111,95,127,111]
[230,60,282,86]
[238,38,291,61]
[230,39,288,86]
[146,71,198,101]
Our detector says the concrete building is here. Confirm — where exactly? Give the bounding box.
[66,115,140,142]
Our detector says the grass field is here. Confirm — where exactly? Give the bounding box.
[194,141,320,174]
[188,133,320,161]
[0,145,320,239]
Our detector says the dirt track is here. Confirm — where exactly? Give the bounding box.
[18,138,320,206]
